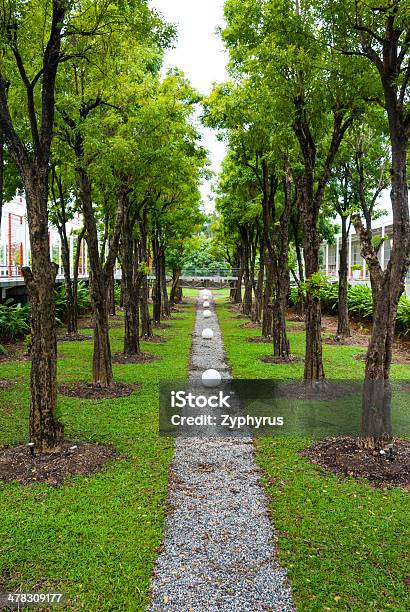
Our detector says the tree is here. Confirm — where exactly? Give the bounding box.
[327,163,354,339]
[0,0,70,452]
[214,154,262,317]
[220,0,368,378]
[323,0,410,448]
[54,0,171,384]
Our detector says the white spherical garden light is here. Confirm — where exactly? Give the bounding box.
[202,369,222,388]
[203,300,210,308]
[203,309,212,318]
[201,328,214,340]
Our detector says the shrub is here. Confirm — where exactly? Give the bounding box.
[290,286,301,307]
[0,299,31,341]
[319,282,339,311]
[54,281,91,321]
[347,285,374,319]
[396,295,410,336]
[294,279,410,335]
[114,281,122,306]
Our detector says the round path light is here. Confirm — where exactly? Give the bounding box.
[203,310,212,318]
[202,369,222,388]
[201,328,214,340]
[203,300,210,308]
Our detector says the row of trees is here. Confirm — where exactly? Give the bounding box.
[0,1,206,453]
[205,0,409,449]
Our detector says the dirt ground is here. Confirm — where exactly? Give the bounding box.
[0,441,117,486]
[302,437,410,488]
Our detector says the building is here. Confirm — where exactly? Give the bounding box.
[0,193,88,280]
[321,216,410,298]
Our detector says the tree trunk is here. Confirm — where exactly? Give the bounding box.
[233,245,244,304]
[72,228,85,332]
[230,250,241,302]
[139,214,153,338]
[337,215,350,339]
[57,226,77,335]
[107,260,116,316]
[122,223,140,356]
[170,268,181,306]
[241,234,253,316]
[152,233,161,324]
[23,180,64,452]
[262,259,274,337]
[252,236,264,323]
[160,248,170,317]
[79,171,113,386]
[271,167,292,361]
[293,222,305,318]
[301,193,325,380]
[360,134,409,449]
[272,261,291,360]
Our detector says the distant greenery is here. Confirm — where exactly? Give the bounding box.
[182,235,228,272]
[290,282,410,336]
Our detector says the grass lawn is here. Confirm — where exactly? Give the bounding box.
[0,303,195,610]
[216,295,410,612]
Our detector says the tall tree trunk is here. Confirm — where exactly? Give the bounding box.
[337,215,350,339]
[230,249,241,302]
[233,249,243,304]
[355,136,409,449]
[22,180,64,452]
[79,171,113,386]
[301,185,325,380]
[272,281,290,359]
[170,268,181,306]
[292,214,305,318]
[122,215,140,356]
[139,213,153,338]
[262,259,274,338]
[272,168,292,360]
[72,228,85,333]
[152,233,161,324]
[241,233,253,316]
[252,237,264,323]
[160,247,170,317]
[58,227,77,335]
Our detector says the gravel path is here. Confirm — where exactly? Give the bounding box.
[150,291,294,611]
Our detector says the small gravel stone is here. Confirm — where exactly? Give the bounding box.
[150,291,294,611]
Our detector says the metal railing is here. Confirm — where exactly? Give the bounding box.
[180,268,240,278]
[0,264,22,278]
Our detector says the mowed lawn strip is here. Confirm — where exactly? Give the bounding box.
[0,301,195,611]
[216,295,410,612]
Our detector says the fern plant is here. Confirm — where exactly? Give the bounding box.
[0,300,31,341]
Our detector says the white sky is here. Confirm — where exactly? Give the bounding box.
[150,0,228,212]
